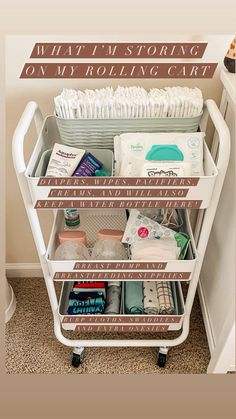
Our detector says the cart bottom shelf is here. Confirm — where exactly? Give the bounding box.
[59,281,185,332]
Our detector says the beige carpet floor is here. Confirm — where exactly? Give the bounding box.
[6,278,210,374]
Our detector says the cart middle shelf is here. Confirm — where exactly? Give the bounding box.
[46,209,197,282]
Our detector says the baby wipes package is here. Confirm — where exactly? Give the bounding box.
[114,132,205,177]
[122,209,190,259]
[140,162,192,177]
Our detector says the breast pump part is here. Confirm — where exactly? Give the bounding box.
[58,230,87,245]
[97,229,124,241]
[91,238,128,260]
[54,241,90,260]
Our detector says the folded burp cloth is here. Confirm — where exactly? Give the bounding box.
[125,281,144,314]
[143,281,160,314]
[104,285,121,315]
[156,281,175,315]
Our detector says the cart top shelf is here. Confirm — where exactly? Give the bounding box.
[12,100,229,211]
[24,115,217,209]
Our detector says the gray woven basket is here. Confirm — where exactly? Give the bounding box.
[56,113,202,150]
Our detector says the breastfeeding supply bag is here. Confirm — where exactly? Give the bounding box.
[122,209,190,260]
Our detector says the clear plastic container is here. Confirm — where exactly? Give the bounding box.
[54,241,90,260]
[91,238,128,260]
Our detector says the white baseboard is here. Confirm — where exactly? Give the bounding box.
[6,263,43,278]
[5,283,17,323]
[198,277,215,355]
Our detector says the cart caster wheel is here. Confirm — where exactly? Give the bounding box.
[157,352,167,368]
[71,353,81,368]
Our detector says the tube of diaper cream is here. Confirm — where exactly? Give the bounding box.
[73,152,102,177]
[45,143,85,177]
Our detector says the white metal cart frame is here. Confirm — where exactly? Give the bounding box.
[12,99,230,367]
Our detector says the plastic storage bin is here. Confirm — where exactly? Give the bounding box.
[55,113,202,150]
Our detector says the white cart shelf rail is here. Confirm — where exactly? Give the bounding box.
[12,99,230,368]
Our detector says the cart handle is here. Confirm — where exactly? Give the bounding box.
[202,99,231,173]
[12,101,43,174]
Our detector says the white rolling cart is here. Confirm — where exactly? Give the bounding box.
[12,99,230,369]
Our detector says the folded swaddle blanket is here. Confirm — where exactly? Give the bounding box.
[104,285,121,315]
[143,281,175,315]
[143,281,160,314]
[125,281,144,314]
[156,282,175,315]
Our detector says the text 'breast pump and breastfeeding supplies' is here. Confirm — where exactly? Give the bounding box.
[114,132,205,177]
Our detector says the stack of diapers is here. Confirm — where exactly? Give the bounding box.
[114,132,205,177]
[54,86,203,119]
